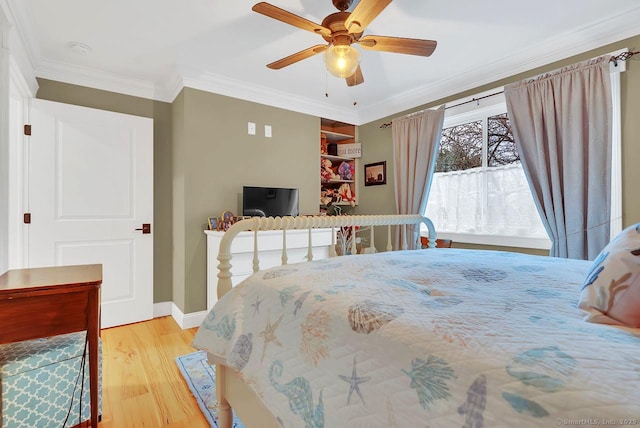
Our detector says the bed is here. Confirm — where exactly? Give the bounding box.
[192,214,640,428]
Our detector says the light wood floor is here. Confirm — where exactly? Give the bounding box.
[98,316,209,427]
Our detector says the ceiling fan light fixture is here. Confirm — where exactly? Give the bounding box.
[324,44,360,78]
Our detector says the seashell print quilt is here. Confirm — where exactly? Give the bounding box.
[192,249,640,427]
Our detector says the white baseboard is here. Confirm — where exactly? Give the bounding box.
[153,301,207,330]
[153,301,173,318]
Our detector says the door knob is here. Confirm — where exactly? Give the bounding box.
[135,223,151,234]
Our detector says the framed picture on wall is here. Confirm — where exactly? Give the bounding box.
[364,161,387,186]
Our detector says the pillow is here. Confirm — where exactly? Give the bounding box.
[578,223,640,328]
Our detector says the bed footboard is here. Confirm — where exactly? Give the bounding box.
[216,214,436,299]
[210,214,435,428]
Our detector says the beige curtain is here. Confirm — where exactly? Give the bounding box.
[505,56,612,260]
[392,106,445,249]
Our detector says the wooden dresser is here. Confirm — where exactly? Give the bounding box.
[0,264,102,428]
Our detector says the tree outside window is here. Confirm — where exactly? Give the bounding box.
[435,114,519,172]
[487,113,519,167]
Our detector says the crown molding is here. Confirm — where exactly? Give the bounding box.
[9,55,35,97]
[2,0,39,59]
[4,0,639,124]
[0,0,38,96]
[165,70,184,103]
[9,53,37,97]
[180,69,359,124]
[35,58,176,102]
[356,5,640,124]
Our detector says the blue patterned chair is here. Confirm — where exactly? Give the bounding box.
[0,332,102,428]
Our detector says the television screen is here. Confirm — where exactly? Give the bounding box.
[242,186,300,217]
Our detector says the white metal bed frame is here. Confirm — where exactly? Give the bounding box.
[211,214,437,428]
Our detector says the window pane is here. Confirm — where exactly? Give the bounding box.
[436,120,482,172]
[426,168,485,233]
[487,113,519,167]
[485,163,547,237]
[426,164,548,239]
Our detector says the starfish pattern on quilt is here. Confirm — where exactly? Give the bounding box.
[339,356,371,405]
[251,294,263,316]
[259,314,284,362]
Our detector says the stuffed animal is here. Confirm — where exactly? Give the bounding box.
[321,158,332,183]
[321,167,331,184]
[320,190,330,206]
[338,161,352,180]
[338,183,356,206]
[321,188,337,206]
[321,158,340,183]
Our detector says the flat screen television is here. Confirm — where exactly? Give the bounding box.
[242,186,300,217]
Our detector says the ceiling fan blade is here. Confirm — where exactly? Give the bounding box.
[267,45,328,70]
[358,35,437,56]
[345,0,392,34]
[252,2,331,37]
[346,65,364,86]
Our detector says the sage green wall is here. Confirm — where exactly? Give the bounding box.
[356,35,640,250]
[35,78,174,303]
[173,88,320,313]
[33,81,321,314]
[172,91,186,310]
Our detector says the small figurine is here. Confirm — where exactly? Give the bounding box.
[219,210,235,231]
[320,133,328,155]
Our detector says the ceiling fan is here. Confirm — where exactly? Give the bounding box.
[252,0,437,86]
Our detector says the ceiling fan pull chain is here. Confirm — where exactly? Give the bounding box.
[325,70,329,98]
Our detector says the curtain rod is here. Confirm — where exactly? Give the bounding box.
[379,50,639,129]
[378,91,503,128]
[610,50,639,66]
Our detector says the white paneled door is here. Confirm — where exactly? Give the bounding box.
[28,99,153,328]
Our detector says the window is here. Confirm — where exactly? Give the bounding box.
[425,53,624,250]
[424,96,550,249]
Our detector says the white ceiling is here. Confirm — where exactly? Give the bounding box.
[6,0,640,125]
